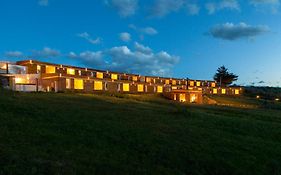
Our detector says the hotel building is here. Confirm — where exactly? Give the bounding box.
[0,60,242,104]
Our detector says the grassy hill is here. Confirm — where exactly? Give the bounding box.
[1,90,281,175]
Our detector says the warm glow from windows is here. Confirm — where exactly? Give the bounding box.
[111,74,118,80]
[235,89,239,95]
[67,68,75,75]
[172,80,177,85]
[190,94,196,103]
[96,72,103,79]
[157,86,163,93]
[211,83,216,87]
[74,79,84,90]
[94,81,103,91]
[137,84,144,92]
[146,77,151,83]
[15,78,28,84]
[37,65,41,73]
[123,83,130,92]
[213,89,218,94]
[222,89,226,94]
[196,81,201,86]
[179,94,186,102]
[190,81,194,86]
[132,76,138,81]
[0,63,7,70]
[46,66,56,74]
[66,79,71,89]
[172,86,177,90]
[165,80,170,84]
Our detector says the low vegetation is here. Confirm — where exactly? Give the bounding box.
[0,90,281,175]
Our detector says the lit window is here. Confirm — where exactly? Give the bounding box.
[94,81,103,91]
[157,86,163,93]
[222,89,226,94]
[123,83,130,92]
[132,76,138,81]
[74,79,84,90]
[0,63,7,70]
[146,77,151,83]
[172,86,177,90]
[78,70,82,76]
[111,74,118,80]
[165,80,170,84]
[179,94,186,102]
[15,78,28,84]
[46,66,56,74]
[96,72,103,79]
[66,79,71,89]
[213,89,218,94]
[189,81,194,86]
[211,83,216,87]
[235,89,239,95]
[190,94,196,103]
[172,80,177,85]
[67,68,75,75]
[137,84,144,92]
[37,65,41,73]
[196,81,201,86]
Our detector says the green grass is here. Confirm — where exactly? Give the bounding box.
[1,90,281,175]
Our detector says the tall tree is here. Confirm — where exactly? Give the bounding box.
[214,66,238,86]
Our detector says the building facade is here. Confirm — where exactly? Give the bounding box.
[0,60,243,104]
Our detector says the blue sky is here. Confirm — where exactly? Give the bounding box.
[1,0,281,86]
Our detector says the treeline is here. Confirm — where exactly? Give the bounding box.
[244,86,281,100]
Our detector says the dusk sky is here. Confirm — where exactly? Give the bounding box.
[1,0,281,86]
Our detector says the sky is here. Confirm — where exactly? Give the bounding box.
[0,0,281,87]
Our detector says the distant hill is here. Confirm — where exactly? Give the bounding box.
[244,86,281,100]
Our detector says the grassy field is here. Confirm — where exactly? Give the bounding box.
[1,90,281,175]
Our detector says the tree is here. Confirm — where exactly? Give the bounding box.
[213,66,238,86]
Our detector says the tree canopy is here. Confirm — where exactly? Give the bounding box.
[214,66,238,86]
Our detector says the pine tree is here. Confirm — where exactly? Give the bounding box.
[213,66,238,86]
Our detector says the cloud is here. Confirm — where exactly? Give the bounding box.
[141,27,158,35]
[186,3,200,15]
[31,47,61,58]
[77,32,101,45]
[205,0,240,14]
[208,22,270,40]
[134,42,152,54]
[105,0,138,17]
[149,0,184,17]
[129,24,158,39]
[38,0,49,6]
[250,0,279,5]
[119,32,131,42]
[70,44,179,76]
[5,51,24,58]
[249,0,280,13]
[69,51,105,66]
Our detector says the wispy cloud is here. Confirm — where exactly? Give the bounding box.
[148,0,200,17]
[186,3,200,15]
[129,24,158,40]
[38,0,49,6]
[149,0,184,17]
[205,0,240,14]
[31,47,61,58]
[77,32,101,45]
[5,51,24,58]
[105,0,138,17]
[69,43,179,76]
[119,32,131,42]
[208,22,270,40]
[249,0,280,13]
